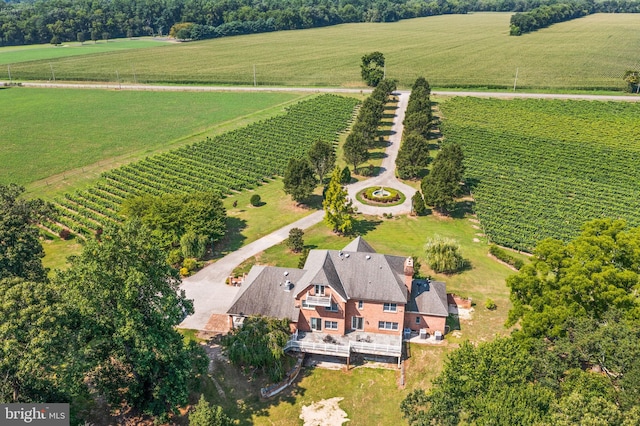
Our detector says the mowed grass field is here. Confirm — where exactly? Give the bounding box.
[0,88,305,195]
[4,13,640,90]
[0,38,170,66]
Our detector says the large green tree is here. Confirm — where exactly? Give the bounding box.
[0,184,52,282]
[121,191,226,251]
[221,315,290,382]
[343,132,369,175]
[507,218,640,338]
[396,132,429,179]
[424,235,466,274]
[283,157,317,204]
[360,51,385,87]
[0,277,68,403]
[308,139,336,182]
[55,220,207,418]
[421,142,465,214]
[189,395,232,426]
[323,166,354,235]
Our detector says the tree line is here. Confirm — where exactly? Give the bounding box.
[510,0,640,35]
[0,183,227,424]
[4,0,637,46]
[403,218,640,425]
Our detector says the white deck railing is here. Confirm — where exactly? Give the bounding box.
[285,336,402,357]
[305,295,332,307]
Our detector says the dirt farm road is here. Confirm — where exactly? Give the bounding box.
[7,81,640,102]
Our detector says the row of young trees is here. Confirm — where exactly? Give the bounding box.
[396,77,432,180]
[343,77,397,174]
[402,218,640,425]
[0,184,212,424]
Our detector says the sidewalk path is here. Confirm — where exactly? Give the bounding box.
[346,91,417,215]
[179,210,324,330]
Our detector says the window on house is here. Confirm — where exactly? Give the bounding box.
[311,317,322,331]
[301,300,313,310]
[415,317,421,324]
[325,301,338,312]
[352,316,364,330]
[383,303,397,312]
[325,321,338,330]
[378,321,399,330]
[358,300,363,310]
[315,284,325,296]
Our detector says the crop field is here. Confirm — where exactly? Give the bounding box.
[4,13,640,90]
[439,97,640,251]
[0,38,169,66]
[45,95,359,238]
[0,88,303,187]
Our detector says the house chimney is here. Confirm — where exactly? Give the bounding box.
[404,257,414,294]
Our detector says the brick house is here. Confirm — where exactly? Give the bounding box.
[227,237,448,367]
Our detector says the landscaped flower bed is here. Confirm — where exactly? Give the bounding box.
[357,187,405,206]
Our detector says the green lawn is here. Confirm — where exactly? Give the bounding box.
[0,88,305,195]
[0,38,170,66]
[7,13,640,90]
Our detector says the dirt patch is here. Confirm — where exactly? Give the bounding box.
[449,305,474,320]
[300,397,350,425]
[473,238,480,243]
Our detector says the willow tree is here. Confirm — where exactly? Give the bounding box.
[424,235,466,274]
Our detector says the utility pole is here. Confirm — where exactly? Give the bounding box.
[253,64,256,87]
[49,63,55,81]
[513,67,519,91]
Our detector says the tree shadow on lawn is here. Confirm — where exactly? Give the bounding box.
[446,314,461,332]
[369,151,388,160]
[216,217,247,257]
[450,199,475,219]
[352,218,382,236]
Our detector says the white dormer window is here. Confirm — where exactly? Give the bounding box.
[383,303,397,312]
[358,300,364,310]
[315,284,326,296]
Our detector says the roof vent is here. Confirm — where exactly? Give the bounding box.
[284,279,292,292]
[345,253,350,258]
[366,255,371,260]
[284,271,289,277]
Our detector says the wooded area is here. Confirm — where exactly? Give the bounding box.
[3,0,638,46]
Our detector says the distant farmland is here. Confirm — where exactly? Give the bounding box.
[4,13,640,90]
[0,88,304,191]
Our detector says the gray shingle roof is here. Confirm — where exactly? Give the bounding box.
[229,238,421,322]
[226,266,306,321]
[406,279,448,317]
[342,236,377,253]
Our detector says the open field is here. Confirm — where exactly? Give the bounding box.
[42,95,358,239]
[0,88,304,189]
[5,13,640,90]
[0,38,169,66]
[438,96,640,251]
[205,210,519,425]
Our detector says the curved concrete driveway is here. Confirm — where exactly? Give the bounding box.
[179,210,324,330]
[346,90,417,215]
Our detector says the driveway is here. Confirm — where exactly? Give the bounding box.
[179,210,324,329]
[346,90,417,215]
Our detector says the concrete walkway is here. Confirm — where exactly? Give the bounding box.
[179,210,324,330]
[346,90,417,215]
